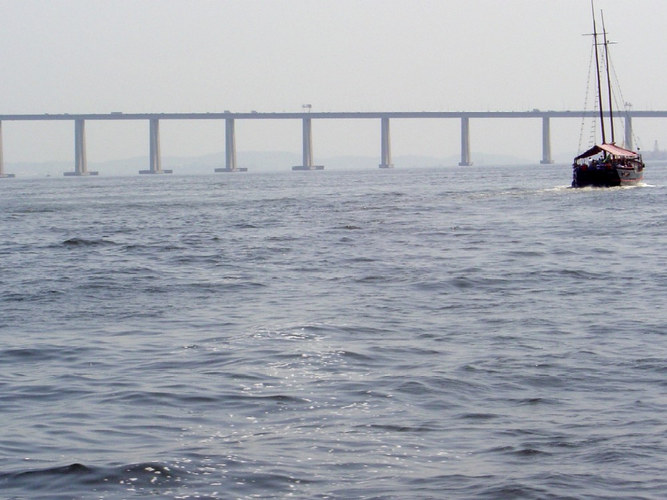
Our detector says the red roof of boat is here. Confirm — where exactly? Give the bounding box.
[575,143,640,160]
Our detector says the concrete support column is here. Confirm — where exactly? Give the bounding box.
[0,121,14,178]
[540,116,554,164]
[302,117,313,167]
[75,119,87,174]
[292,117,323,170]
[215,118,247,172]
[625,115,633,150]
[140,118,172,174]
[379,117,393,168]
[65,119,97,176]
[459,116,472,166]
[149,118,161,172]
[226,118,237,170]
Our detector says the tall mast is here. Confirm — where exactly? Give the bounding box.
[591,0,607,144]
[601,10,615,143]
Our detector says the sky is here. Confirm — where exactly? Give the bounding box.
[2,0,667,167]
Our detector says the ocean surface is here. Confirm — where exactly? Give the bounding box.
[1,164,665,499]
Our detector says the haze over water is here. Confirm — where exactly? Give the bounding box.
[1,164,666,499]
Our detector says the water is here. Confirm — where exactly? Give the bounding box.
[1,164,665,499]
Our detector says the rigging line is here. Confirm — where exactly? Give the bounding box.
[591,1,607,143]
[608,58,627,144]
[601,10,615,142]
[607,46,642,149]
[589,88,599,148]
[578,39,597,152]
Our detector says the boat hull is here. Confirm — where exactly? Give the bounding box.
[572,164,643,188]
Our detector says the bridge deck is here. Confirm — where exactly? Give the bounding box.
[1,110,667,121]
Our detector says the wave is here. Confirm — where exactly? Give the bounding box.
[60,237,119,247]
[0,462,175,496]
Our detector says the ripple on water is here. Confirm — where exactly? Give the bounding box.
[1,168,666,499]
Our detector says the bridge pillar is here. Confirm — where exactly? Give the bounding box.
[624,115,633,150]
[540,116,554,164]
[0,121,15,178]
[140,118,172,174]
[224,118,237,171]
[64,119,98,176]
[215,118,247,172]
[292,117,324,170]
[459,116,472,166]
[75,119,87,174]
[379,117,393,168]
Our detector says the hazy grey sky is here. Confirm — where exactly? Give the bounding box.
[2,0,667,164]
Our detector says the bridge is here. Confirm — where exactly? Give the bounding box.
[1,110,666,177]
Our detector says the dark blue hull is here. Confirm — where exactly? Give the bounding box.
[572,163,644,188]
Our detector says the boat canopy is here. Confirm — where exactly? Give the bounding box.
[575,143,640,160]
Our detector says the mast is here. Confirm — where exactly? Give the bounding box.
[591,0,607,144]
[601,10,615,143]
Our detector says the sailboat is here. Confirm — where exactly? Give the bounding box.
[571,2,645,188]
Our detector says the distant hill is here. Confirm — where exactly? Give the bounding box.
[6,150,542,177]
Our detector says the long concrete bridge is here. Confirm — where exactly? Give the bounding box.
[1,110,666,177]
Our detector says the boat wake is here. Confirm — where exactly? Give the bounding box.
[542,185,572,192]
[559,182,651,192]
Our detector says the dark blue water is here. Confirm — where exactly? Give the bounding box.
[1,164,666,499]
